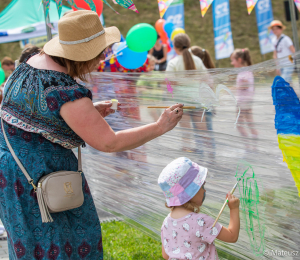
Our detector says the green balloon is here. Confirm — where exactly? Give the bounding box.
[0,67,5,85]
[126,23,157,53]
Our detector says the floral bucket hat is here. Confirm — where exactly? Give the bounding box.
[158,157,207,207]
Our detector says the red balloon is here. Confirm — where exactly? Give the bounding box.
[155,19,166,35]
[167,42,171,52]
[72,0,103,16]
[160,32,168,44]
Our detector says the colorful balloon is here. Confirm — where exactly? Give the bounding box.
[116,42,147,70]
[171,28,186,41]
[126,23,157,52]
[72,0,103,16]
[160,32,168,44]
[155,19,166,35]
[163,21,175,39]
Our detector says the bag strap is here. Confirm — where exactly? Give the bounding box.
[275,35,285,52]
[1,101,82,190]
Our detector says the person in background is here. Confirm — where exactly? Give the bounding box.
[191,46,216,69]
[1,57,15,79]
[166,34,206,72]
[269,20,295,82]
[166,34,206,152]
[149,34,168,71]
[231,48,258,140]
[191,46,216,158]
[16,45,42,67]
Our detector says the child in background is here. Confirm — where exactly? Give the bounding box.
[158,157,240,260]
[191,46,215,69]
[191,46,215,131]
[231,48,258,139]
[166,34,206,72]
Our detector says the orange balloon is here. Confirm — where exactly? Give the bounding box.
[155,19,166,35]
[160,33,168,44]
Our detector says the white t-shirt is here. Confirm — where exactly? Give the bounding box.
[273,34,293,59]
[166,50,207,72]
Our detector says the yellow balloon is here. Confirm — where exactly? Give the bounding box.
[171,28,186,41]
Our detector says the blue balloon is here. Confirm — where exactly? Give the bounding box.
[170,40,174,49]
[163,21,175,39]
[116,42,147,70]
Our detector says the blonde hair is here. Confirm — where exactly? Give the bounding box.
[147,55,156,63]
[173,33,196,70]
[40,50,102,81]
[165,201,200,213]
[231,48,252,66]
[191,46,215,69]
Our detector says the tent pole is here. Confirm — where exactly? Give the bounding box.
[289,0,299,51]
[43,0,52,41]
[288,0,300,88]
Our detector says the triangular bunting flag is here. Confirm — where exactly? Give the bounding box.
[113,0,139,13]
[158,0,174,18]
[246,0,258,15]
[102,0,120,14]
[44,0,50,18]
[200,0,214,17]
[295,0,300,12]
[55,0,63,17]
[83,0,97,12]
[65,0,78,8]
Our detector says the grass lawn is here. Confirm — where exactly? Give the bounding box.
[102,221,164,260]
[102,221,240,260]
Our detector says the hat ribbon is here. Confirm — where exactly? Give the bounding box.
[59,29,105,45]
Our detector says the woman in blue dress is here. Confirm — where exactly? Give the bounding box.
[0,10,183,259]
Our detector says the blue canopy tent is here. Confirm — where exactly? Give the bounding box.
[0,0,71,44]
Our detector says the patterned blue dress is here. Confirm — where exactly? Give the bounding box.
[0,54,103,259]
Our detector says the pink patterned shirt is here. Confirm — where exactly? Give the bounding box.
[161,212,222,260]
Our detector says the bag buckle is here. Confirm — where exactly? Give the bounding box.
[29,180,37,192]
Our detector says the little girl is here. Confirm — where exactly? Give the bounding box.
[230,48,258,138]
[158,157,240,260]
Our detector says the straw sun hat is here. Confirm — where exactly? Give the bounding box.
[44,10,121,61]
[268,20,286,30]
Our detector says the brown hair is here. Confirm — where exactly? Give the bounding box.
[1,57,14,66]
[165,201,200,213]
[231,48,252,66]
[173,33,196,70]
[191,46,215,69]
[40,50,102,81]
[19,45,42,63]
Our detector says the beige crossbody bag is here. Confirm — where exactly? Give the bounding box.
[1,113,84,223]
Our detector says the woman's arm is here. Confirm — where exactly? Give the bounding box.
[60,97,183,152]
[158,45,168,64]
[289,45,295,53]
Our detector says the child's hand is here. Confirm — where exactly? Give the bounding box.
[227,192,240,210]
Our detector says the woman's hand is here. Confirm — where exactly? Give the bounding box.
[93,101,121,118]
[156,104,184,134]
